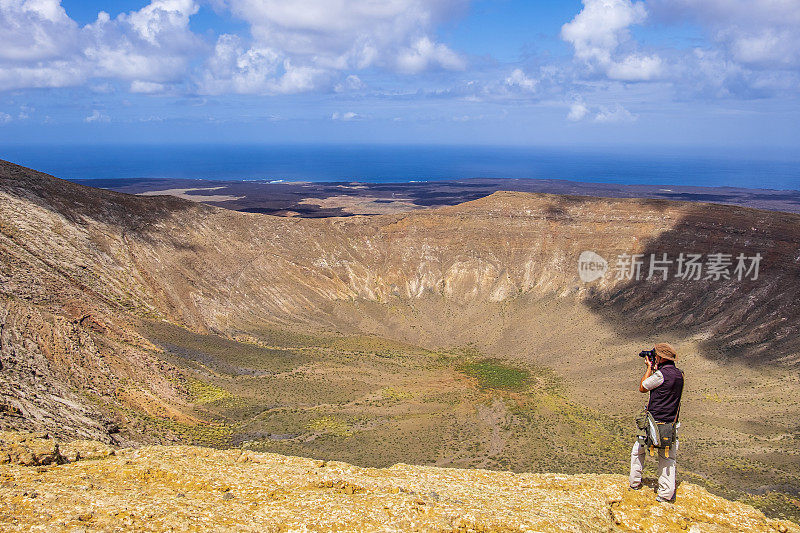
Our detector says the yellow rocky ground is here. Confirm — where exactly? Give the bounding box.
[0,432,796,532]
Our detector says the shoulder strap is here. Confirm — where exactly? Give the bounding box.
[673,370,684,424]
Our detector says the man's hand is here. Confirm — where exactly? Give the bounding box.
[639,356,655,393]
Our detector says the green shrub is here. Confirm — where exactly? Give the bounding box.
[460,359,530,391]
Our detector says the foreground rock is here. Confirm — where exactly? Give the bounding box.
[0,431,115,466]
[0,432,795,532]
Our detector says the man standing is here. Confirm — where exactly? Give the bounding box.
[629,342,684,502]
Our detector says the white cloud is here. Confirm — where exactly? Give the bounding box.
[0,111,11,123]
[594,104,637,123]
[0,0,202,91]
[650,0,800,70]
[199,33,328,94]
[0,0,85,90]
[605,53,663,81]
[331,111,360,121]
[84,109,109,123]
[556,0,800,101]
[200,34,281,94]
[561,0,662,81]
[224,0,465,69]
[728,29,797,68]
[127,0,197,44]
[505,68,538,92]
[200,0,467,93]
[396,37,465,74]
[0,60,86,91]
[130,80,166,93]
[270,61,326,94]
[567,101,589,122]
[0,0,79,62]
[672,47,798,99]
[0,0,796,106]
[565,101,637,123]
[334,74,365,92]
[82,1,202,83]
[643,0,800,97]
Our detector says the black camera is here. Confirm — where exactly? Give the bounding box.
[639,349,656,364]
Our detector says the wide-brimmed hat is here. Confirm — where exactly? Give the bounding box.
[654,343,677,361]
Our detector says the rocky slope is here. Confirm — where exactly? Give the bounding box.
[0,431,796,532]
[3,159,799,349]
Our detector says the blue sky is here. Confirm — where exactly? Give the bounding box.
[0,0,798,149]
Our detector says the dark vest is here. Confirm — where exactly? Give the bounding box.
[647,362,684,422]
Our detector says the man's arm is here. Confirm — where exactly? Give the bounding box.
[640,360,665,393]
[639,359,654,393]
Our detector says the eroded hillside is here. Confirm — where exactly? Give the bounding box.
[3,159,799,352]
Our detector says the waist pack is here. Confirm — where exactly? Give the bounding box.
[636,410,677,458]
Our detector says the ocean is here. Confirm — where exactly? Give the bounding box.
[2,144,799,190]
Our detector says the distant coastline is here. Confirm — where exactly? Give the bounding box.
[72,175,800,217]
[2,143,799,191]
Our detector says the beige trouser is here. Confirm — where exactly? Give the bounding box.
[629,439,678,500]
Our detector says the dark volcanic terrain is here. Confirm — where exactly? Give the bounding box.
[2,158,800,522]
[76,175,800,217]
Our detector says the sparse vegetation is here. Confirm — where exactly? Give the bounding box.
[459,359,531,391]
[184,377,231,404]
[380,387,413,401]
[307,416,353,437]
[126,320,800,524]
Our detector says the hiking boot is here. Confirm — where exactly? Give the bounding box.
[656,495,675,503]
[628,484,642,491]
